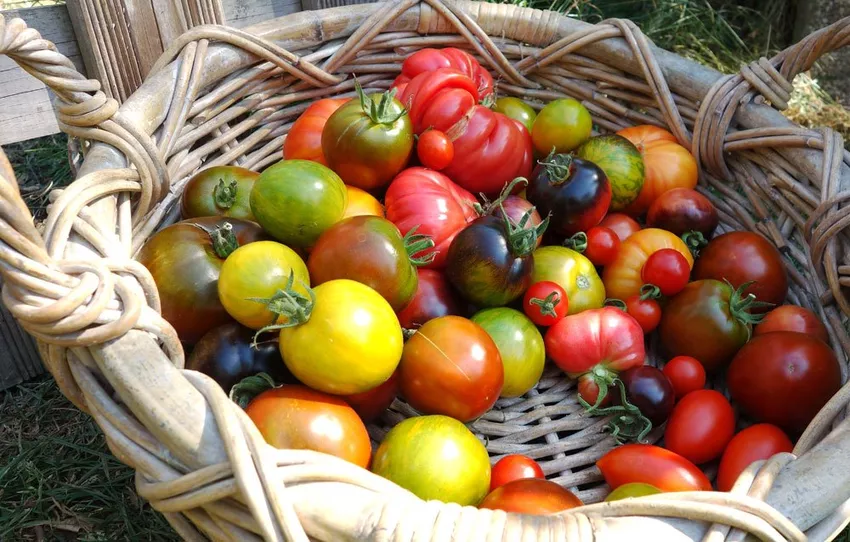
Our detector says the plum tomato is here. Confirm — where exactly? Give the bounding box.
[664,389,736,465]
[417,129,454,170]
[181,165,258,221]
[662,356,706,400]
[754,305,829,344]
[522,281,568,327]
[605,482,662,501]
[641,248,690,297]
[480,479,583,515]
[597,443,711,492]
[716,424,793,492]
[490,454,545,491]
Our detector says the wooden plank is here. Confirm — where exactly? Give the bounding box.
[301,0,376,9]
[0,277,45,390]
[222,0,301,29]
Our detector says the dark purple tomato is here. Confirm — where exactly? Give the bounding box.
[646,188,719,237]
[617,366,676,427]
[396,269,463,329]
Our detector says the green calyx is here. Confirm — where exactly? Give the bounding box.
[640,284,662,301]
[250,272,316,342]
[728,280,773,330]
[355,78,406,125]
[474,177,528,217]
[578,365,619,414]
[404,225,436,267]
[500,203,550,258]
[580,378,653,444]
[229,372,279,410]
[529,291,562,317]
[538,148,574,185]
[209,222,239,259]
[604,298,627,311]
[213,178,237,210]
[564,232,588,253]
[682,230,708,258]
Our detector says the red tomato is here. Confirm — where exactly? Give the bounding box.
[584,227,621,266]
[597,444,712,492]
[396,269,463,329]
[391,47,494,99]
[716,424,793,492]
[603,228,694,301]
[646,187,719,237]
[522,281,568,327]
[283,98,349,165]
[625,295,661,334]
[664,389,735,464]
[755,305,829,344]
[385,168,478,268]
[479,479,582,515]
[342,370,399,423]
[662,356,706,400]
[417,130,454,170]
[641,248,690,296]
[599,212,641,242]
[490,455,545,491]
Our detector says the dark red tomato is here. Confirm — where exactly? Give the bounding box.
[181,166,258,221]
[523,281,568,327]
[391,47,494,99]
[399,316,503,422]
[662,356,706,400]
[185,322,294,393]
[716,424,793,492]
[417,129,454,170]
[625,295,661,334]
[727,331,841,435]
[385,168,478,269]
[617,366,675,427]
[479,479,582,515]
[664,389,735,465]
[396,269,463,329]
[641,248,690,296]
[755,305,830,344]
[597,444,711,492]
[342,370,399,423]
[646,187,719,237]
[600,213,641,242]
[490,455,545,491]
[137,217,267,344]
[693,231,788,309]
[582,227,621,267]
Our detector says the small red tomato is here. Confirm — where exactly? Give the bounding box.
[597,443,711,492]
[523,281,568,327]
[479,479,582,515]
[599,212,641,242]
[754,305,830,344]
[625,295,661,333]
[417,130,454,170]
[664,389,735,465]
[716,424,793,492]
[642,248,690,296]
[662,356,707,400]
[584,226,621,267]
[490,454,545,491]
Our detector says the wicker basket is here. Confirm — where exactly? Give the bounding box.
[2,1,850,540]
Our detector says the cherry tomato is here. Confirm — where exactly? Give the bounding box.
[522,281,568,327]
[625,295,661,333]
[490,455,545,491]
[603,228,693,301]
[605,482,662,501]
[479,479,582,515]
[617,366,675,427]
[417,130,454,170]
[754,305,830,344]
[716,424,794,492]
[641,248,690,296]
[584,226,621,267]
[664,389,736,464]
[662,356,706,400]
[599,212,641,242]
[597,443,711,492]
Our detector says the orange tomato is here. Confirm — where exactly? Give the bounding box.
[283,98,349,165]
[603,228,694,301]
[343,185,384,219]
[479,479,583,515]
[617,125,698,216]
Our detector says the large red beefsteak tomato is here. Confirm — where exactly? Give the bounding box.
[391,47,494,99]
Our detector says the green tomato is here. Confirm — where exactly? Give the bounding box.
[471,307,545,398]
[531,98,592,155]
[493,97,537,132]
[605,482,662,501]
[577,134,645,211]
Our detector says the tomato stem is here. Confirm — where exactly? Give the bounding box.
[682,230,708,258]
[604,298,627,311]
[213,178,237,210]
[355,78,406,125]
[250,271,316,341]
[475,177,529,217]
[728,280,773,331]
[498,200,549,258]
[403,225,436,267]
[580,365,619,413]
[209,222,239,259]
[229,372,278,409]
[563,232,588,253]
[579,378,653,444]
[639,284,662,301]
[537,149,573,185]
[529,291,561,317]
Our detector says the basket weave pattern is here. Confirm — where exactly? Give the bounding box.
[3,1,850,540]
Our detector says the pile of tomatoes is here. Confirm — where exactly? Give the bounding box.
[137,46,843,512]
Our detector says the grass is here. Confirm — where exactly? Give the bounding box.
[4,134,74,221]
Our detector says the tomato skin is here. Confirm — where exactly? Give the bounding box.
[246,385,371,468]
[597,443,712,492]
[342,185,384,219]
[392,47,494,99]
[137,217,267,344]
[523,281,568,327]
[646,187,719,237]
[399,316,503,422]
[493,195,543,248]
[531,246,605,314]
[283,98,348,165]
[417,130,454,170]
[641,248,690,297]
[493,97,537,132]
[692,231,788,308]
[532,98,592,155]
[617,366,675,426]
[385,168,478,269]
[755,305,829,343]
[181,166,258,221]
[583,226,621,267]
[625,295,662,334]
[490,455,545,491]
[716,424,793,492]
[396,269,463,329]
[480,479,582,515]
[727,331,841,434]
[662,356,706,400]
[342,370,399,423]
[600,213,641,242]
[664,389,736,464]
[576,134,645,211]
[605,483,662,501]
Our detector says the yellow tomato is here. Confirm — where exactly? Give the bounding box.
[343,185,384,219]
[531,246,604,314]
[280,279,403,395]
[217,241,310,330]
[603,228,694,301]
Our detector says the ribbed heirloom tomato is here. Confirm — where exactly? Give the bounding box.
[391,47,494,98]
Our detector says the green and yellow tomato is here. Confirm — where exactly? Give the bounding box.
[250,159,346,248]
[181,165,258,220]
[531,246,605,314]
[493,97,537,132]
[531,98,592,155]
[577,134,645,211]
[605,483,662,501]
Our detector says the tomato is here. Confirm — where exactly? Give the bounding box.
[137,217,267,344]
[566,226,620,267]
[250,159,346,248]
[662,356,706,400]
[605,483,662,501]
[399,316,503,422]
[186,322,293,393]
[181,166,258,221]
[577,134,645,211]
[624,295,662,334]
[416,129,454,170]
[603,228,693,301]
[716,424,793,492]
[385,167,478,269]
[272,279,403,395]
[664,389,735,464]
[391,47,494,99]
[646,187,718,237]
[527,153,611,236]
[471,308,546,398]
[617,125,698,216]
[755,305,829,343]
[597,444,712,492]
[641,248,690,297]
[246,385,371,468]
[492,97,537,132]
[480,479,582,515]
[217,240,310,330]
[693,231,789,308]
[490,455,544,491]
[545,307,645,408]
[523,281,568,327]
[396,269,463,329]
[618,366,675,427]
[531,246,605,314]
[397,68,479,134]
[659,280,762,373]
[476,182,545,249]
[372,415,491,506]
[728,331,841,434]
[342,185,383,219]
[531,98,592,155]
[342,370,399,423]
[600,213,641,242]
[283,98,348,165]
